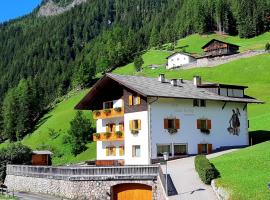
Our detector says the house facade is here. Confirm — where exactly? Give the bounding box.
[75,74,261,165]
[166,52,196,69]
[201,39,240,57]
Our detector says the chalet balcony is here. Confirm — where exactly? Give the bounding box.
[92,107,124,119]
[93,131,124,141]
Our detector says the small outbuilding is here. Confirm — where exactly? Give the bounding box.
[32,150,53,166]
[201,39,240,57]
[166,52,196,69]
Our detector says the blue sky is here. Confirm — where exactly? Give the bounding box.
[0,0,41,23]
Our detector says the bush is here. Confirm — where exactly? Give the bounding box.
[134,56,144,72]
[0,143,32,182]
[115,131,123,138]
[265,42,270,51]
[194,155,219,184]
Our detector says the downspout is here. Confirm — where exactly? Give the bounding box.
[148,97,159,164]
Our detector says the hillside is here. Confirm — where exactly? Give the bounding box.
[22,90,96,165]
[211,141,270,200]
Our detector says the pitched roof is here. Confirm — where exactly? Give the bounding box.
[201,39,240,49]
[166,52,196,59]
[33,150,53,155]
[106,73,261,103]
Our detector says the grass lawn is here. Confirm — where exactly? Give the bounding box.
[211,141,270,200]
[0,195,17,200]
[22,89,96,165]
[173,32,270,55]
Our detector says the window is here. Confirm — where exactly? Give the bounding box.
[132,145,141,157]
[157,144,171,157]
[202,144,207,154]
[128,95,141,106]
[106,123,115,132]
[174,144,187,156]
[119,146,125,156]
[129,120,141,130]
[164,119,180,129]
[193,99,206,107]
[104,101,113,109]
[197,119,211,130]
[106,146,116,156]
[119,122,124,132]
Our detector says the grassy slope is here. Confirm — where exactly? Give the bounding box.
[22,90,96,165]
[173,32,270,55]
[211,141,270,200]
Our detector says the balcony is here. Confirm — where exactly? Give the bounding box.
[92,107,124,119]
[93,131,124,141]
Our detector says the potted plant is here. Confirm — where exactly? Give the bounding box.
[93,110,101,117]
[114,107,122,112]
[103,109,111,115]
[168,128,177,134]
[131,130,139,134]
[115,131,123,138]
[93,133,100,139]
[200,129,210,135]
[104,132,111,138]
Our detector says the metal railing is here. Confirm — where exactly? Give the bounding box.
[6,164,159,181]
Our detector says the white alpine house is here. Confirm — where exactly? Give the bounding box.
[166,52,196,69]
[75,73,262,165]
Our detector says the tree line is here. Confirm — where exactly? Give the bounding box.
[0,0,269,142]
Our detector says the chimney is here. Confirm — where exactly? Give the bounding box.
[179,78,184,84]
[158,74,165,83]
[171,79,177,86]
[193,76,201,86]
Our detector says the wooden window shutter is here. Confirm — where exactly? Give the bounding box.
[164,119,169,129]
[113,147,116,156]
[175,119,180,129]
[119,123,124,132]
[138,120,141,130]
[137,96,141,105]
[128,95,133,106]
[207,120,212,129]
[198,144,202,154]
[106,147,109,156]
[129,120,133,130]
[197,120,201,129]
[207,144,212,154]
[106,124,109,132]
[112,124,116,133]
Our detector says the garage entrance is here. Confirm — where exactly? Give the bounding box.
[112,183,152,200]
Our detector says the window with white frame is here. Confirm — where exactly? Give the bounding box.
[132,145,141,157]
[174,144,187,156]
[103,101,113,109]
[193,99,206,107]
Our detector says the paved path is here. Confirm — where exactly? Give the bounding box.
[162,149,239,200]
[14,192,62,200]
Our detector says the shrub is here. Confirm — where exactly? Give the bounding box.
[93,110,101,117]
[194,155,219,184]
[93,133,100,139]
[131,130,139,134]
[265,42,270,51]
[134,56,144,72]
[103,109,111,115]
[114,107,122,112]
[104,132,111,138]
[115,131,123,138]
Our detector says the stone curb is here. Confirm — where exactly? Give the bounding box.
[211,179,230,200]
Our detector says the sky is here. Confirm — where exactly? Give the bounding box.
[0,0,41,23]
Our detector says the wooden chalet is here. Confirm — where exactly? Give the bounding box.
[202,39,240,57]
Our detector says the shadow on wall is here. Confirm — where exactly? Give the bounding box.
[249,130,270,145]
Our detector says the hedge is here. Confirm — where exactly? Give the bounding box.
[195,155,219,184]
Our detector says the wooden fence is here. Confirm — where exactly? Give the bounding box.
[6,164,160,181]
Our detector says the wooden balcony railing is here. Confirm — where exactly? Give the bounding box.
[93,132,124,141]
[92,107,124,119]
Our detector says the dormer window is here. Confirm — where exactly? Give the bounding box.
[193,99,206,107]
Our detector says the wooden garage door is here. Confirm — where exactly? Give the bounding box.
[112,183,152,200]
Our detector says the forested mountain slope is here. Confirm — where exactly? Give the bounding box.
[0,0,269,142]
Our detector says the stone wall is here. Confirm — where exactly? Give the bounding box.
[5,164,167,200]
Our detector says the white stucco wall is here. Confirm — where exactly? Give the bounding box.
[96,141,125,160]
[149,98,248,158]
[167,53,196,69]
[124,111,150,165]
[96,117,124,133]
